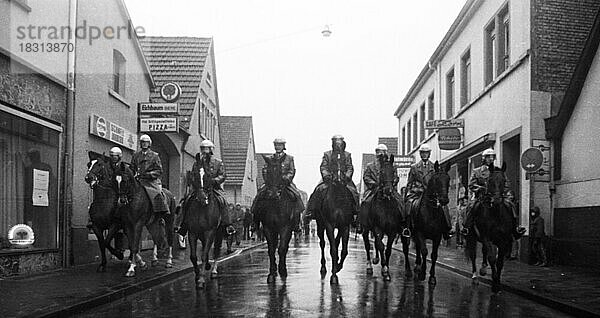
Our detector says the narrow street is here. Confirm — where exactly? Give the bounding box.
[75,235,571,317]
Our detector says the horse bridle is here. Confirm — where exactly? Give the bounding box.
[197,167,210,205]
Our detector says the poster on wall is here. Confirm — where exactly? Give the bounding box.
[32,169,49,207]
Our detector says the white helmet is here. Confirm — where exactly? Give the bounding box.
[331,134,344,140]
[419,143,432,152]
[482,148,496,157]
[139,134,152,145]
[273,138,286,144]
[375,144,388,151]
[109,147,122,157]
[200,140,215,148]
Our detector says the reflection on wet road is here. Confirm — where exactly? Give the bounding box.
[76,236,572,317]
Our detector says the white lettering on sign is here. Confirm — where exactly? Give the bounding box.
[425,118,465,129]
[139,103,179,114]
[139,117,178,132]
[89,114,137,150]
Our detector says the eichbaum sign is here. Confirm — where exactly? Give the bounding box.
[140,117,178,132]
[139,103,179,114]
[425,118,465,130]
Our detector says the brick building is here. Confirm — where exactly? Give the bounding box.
[394,0,600,264]
[219,116,257,207]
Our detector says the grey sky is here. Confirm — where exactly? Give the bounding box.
[125,0,465,192]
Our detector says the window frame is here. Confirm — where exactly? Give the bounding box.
[112,49,126,97]
[446,67,455,119]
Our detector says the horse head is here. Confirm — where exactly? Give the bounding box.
[426,161,450,207]
[487,162,507,206]
[378,154,396,200]
[330,152,346,186]
[113,162,133,207]
[262,154,283,200]
[85,152,110,189]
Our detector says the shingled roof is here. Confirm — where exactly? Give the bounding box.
[140,36,212,130]
[220,116,254,186]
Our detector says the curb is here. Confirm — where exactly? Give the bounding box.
[32,242,267,318]
[387,244,600,318]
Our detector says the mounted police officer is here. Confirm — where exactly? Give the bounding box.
[130,134,170,215]
[361,144,405,221]
[108,146,133,199]
[404,143,454,239]
[460,148,526,238]
[176,139,231,236]
[305,134,360,219]
[252,138,305,232]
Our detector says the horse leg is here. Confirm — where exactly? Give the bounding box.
[164,213,174,269]
[480,243,489,276]
[91,225,108,272]
[151,245,159,267]
[428,237,441,286]
[278,227,293,278]
[211,227,224,278]
[189,232,203,289]
[485,241,500,293]
[383,233,395,281]
[467,236,479,284]
[362,229,373,275]
[402,235,412,278]
[125,222,144,277]
[263,227,277,283]
[326,226,339,284]
[104,224,124,260]
[373,229,385,277]
[337,226,350,273]
[317,221,327,275]
[417,234,428,281]
[413,234,422,278]
[494,243,509,293]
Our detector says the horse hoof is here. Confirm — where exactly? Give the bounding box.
[139,263,148,270]
[320,266,327,275]
[196,280,205,289]
[279,269,288,278]
[428,276,437,285]
[151,260,159,267]
[330,275,339,285]
[405,271,413,279]
[384,274,391,281]
[125,270,135,277]
[373,258,379,265]
[115,251,124,261]
[472,277,479,285]
[165,262,173,269]
[366,268,373,275]
[267,274,276,283]
[479,267,487,276]
[211,271,218,279]
[96,265,106,273]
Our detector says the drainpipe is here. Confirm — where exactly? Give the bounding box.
[63,0,78,267]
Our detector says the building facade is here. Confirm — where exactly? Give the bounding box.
[394,0,600,264]
[0,0,70,275]
[219,116,258,207]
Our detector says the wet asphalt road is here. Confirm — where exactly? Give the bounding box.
[75,235,571,317]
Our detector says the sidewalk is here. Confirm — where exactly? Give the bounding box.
[396,239,600,317]
[0,238,266,318]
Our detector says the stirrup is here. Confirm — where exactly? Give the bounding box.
[402,228,411,238]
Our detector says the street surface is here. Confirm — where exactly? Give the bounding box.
[76,235,571,317]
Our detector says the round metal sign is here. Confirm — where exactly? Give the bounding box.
[438,128,462,150]
[521,147,544,172]
[8,224,35,248]
[160,82,182,103]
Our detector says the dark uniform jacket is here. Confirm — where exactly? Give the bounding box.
[131,149,163,181]
[191,154,227,202]
[258,153,303,203]
[468,164,510,199]
[407,160,435,195]
[362,160,400,201]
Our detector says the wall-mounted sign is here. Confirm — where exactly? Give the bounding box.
[89,114,137,150]
[160,82,182,103]
[8,224,35,247]
[438,128,462,150]
[397,167,410,190]
[521,147,544,172]
[425,118,465,130]
[394,155,415,168]
[139,103,179,114]
[532,140,551,182]
[140,117,178,132]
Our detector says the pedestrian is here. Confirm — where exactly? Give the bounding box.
[529,206,547,266]
[243,208,252,240]
[506,190,521,260]
[455,195,467,247]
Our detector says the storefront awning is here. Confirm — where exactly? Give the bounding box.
[440,133,496,166]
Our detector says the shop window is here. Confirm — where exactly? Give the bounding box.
[0,109,60,251]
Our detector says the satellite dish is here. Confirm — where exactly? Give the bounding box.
[322,25,332,37]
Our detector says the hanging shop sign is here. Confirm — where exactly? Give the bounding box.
[438,128,462,150]
[139,117,178,132]
[393,155,415,168]
[139,103,179,114]
[160,82,182,103]
[8,224,35,248]
[89,114,137,150]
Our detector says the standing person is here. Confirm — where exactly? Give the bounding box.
[305,134,360,219]
[506,190,521,260]
[131,134,170,214]
[530,206,547,266]
[243,207,252,240]
[455,195,468,247]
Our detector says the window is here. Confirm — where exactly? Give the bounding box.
[407,120,412,152]
[0,108,60,251]
[401,126,406,155]
[427,92,434,121]
[412,112,418,149]
[419,103,425,142]
[446,68,455,119]
[461,49,471,107]
[112,50,126,95]
[484,4,510,85]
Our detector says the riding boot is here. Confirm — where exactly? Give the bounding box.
[442,205,455,240]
